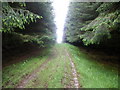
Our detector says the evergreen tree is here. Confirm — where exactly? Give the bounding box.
[65,2,120,45]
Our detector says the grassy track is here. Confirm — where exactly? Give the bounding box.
[2,43,118,88]
[24,44,74,88]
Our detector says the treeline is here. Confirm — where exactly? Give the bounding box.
[2,2,56,54]
[65,2,120,50]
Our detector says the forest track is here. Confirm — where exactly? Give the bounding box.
[16,46,81,88]
[16,56,52,88]
[4,44,81,88]
[3,44,118,88]
[65,49,80,88]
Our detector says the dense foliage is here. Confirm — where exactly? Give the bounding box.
[65,2,120,46]
[2,2,42,32]
[2,2,56,52]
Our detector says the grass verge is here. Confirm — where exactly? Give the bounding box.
[64,43,118,88]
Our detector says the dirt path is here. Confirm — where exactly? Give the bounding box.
[16,55,52,88]
[65,49,80,88]
[15,46,81,88]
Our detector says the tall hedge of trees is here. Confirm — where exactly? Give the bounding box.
[65,2,120,46]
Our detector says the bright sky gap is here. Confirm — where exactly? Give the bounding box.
[52,0,70,43]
